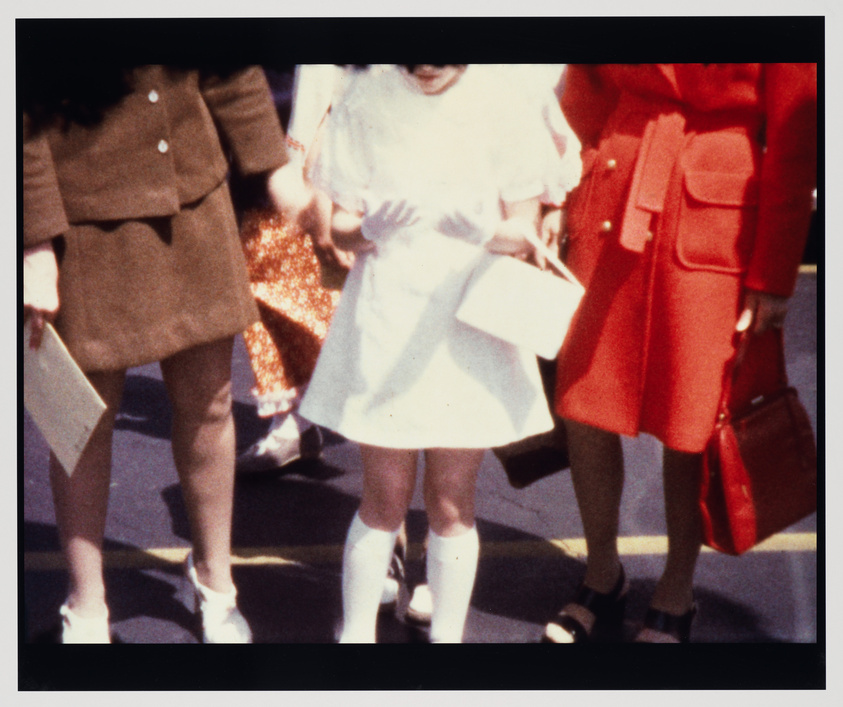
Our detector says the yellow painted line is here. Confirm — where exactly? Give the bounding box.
[24,546,311,571]
[479,532,816,559]
[799,264,817,275]
[22,532,816,572]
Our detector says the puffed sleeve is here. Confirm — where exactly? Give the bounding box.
[745,63,818,297]
[493,65,582,206]
[23,114,69,247]
[200,66,288,176]
[308,72,373,214]
[538,70,583,202]
[494,82,550,206]
[286,64,340,164]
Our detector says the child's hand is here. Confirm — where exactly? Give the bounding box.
[309,191,356,271]
[485,216,535,258]
[541,207,564,250]
[361,199,421,242]
[536,206,564,270]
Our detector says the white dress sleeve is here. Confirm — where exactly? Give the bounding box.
[539,67,582,202]
[286,64,340,166]
[308,69,374,214]
[493,65,582,206]
[492,73,552,205]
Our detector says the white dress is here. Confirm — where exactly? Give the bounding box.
[299,65,556,449]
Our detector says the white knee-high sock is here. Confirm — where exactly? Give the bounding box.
[339,512,399,643]
[427,526,480,643]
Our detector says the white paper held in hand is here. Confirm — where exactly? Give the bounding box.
[23,321,107,475]
[456,231,585,360]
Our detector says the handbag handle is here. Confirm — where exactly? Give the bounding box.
[523,229,583,288]
[717,326,789,418]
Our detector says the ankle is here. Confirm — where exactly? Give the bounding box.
[582,558,623,594]
[64,593,108,620]
[649,584,695,617]
[190,555,234,595]
[649,597,695,617]
[185,553,251,643]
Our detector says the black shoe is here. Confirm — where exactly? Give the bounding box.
[542,566,627,643]
[636,603,697,643]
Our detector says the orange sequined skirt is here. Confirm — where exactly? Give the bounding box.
[240,209,340,416]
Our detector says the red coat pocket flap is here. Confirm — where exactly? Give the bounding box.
[684,171,759,207]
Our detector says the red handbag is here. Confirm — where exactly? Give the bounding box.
[699,328,817,555]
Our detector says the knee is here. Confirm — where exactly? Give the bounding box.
[426,502,474,537]
[424,485,474,535]
[170,379,233,430]
[359,477,414,531]
[565,418,619,447]
[358,496,408,532]
[565,419,623,473]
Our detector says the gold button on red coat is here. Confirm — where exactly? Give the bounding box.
[601,220,613,233]
[606,158,617,170]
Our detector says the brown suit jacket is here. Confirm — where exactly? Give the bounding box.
[23,65,287,246]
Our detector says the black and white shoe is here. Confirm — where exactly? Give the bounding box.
[236,415,323,476]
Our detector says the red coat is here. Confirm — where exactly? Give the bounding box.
[555,64,817,453]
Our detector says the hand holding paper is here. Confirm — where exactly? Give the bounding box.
[23,242,60,349]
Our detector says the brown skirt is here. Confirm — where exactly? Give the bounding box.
[55,181,259,372]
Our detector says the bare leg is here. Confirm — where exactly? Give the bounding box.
[421,448,484,642]
[545,419,626,639]
[160,337,237,594]
[567,420,625,590]
[635,446,701,642]
[340,445,417,642]
[422,448,484,537]
[634,447,701,642]
[49,369,125,618]
[357,445,419,532]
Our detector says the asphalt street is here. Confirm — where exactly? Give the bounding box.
[20,271,821,690]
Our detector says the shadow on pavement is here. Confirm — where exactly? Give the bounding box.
[23,522,197,644]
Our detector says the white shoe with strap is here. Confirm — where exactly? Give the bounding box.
[405,583,433,626]
[185,553,252,644]
[236,413,323,475]
[59,603,111,644]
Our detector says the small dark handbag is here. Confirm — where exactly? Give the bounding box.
[493,357,569,489]
[699,328,817,555]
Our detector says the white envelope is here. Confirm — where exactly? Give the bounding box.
[456,252,584,359]
[23,321,107,475]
